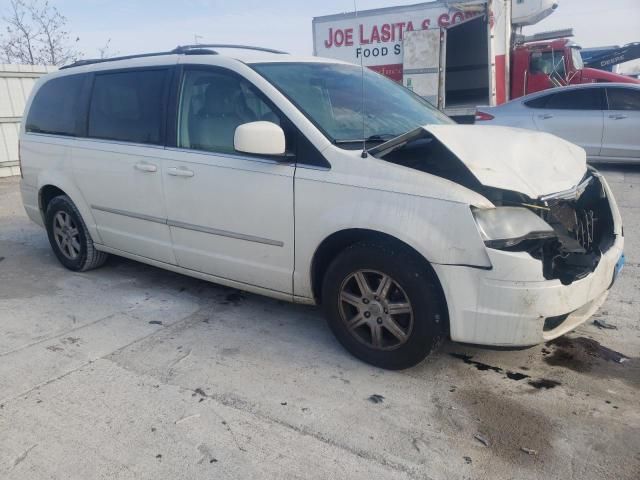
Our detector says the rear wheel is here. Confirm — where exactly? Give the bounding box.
[45,195,108,271]
[322,241,446,370]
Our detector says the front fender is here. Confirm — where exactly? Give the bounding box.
[294,178,491,299]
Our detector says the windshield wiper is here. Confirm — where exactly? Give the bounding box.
[334,133,400,145]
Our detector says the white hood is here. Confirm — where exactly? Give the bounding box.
[424,124,587,199]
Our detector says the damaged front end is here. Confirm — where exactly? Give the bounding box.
[481,171,615,285]
[370,126,618,285]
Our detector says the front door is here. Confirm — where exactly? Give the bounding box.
[72,67,176,264]
[162,66,295,294]
[602,87,640,159]
[532,87,605,158]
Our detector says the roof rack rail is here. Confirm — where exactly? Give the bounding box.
[172,44,288,55]
[59,44,287,69]
[60,50,182,69]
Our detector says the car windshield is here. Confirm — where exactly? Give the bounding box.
[571,47,584,70]
[251,62,453,145]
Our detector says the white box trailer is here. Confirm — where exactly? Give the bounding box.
[312,0,558,118]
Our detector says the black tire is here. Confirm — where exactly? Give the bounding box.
[45,195,108,271]
[322,241,446,370]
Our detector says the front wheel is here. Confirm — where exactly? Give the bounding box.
[322,241,446,370]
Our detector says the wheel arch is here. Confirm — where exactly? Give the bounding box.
[36,171,101,244]
[310,228,449,333]
[39,184,67,216]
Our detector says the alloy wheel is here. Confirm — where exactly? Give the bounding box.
[52,211,81,260]
[338,270,414,351]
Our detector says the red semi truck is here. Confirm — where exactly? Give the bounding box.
[313,1,639,119]
[511,37,640,99]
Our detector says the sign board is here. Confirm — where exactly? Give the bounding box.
[313,2,482,81]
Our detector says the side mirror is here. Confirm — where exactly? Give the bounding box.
[234,121,286,156]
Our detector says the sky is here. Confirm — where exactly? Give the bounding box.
[9,0,640,58]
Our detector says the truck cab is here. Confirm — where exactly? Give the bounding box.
[511,38,640,99]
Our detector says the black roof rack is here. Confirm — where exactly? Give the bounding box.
[60,44,287,69]
[173,44,288,55]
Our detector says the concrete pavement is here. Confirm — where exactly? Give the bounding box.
[1,167,638,479]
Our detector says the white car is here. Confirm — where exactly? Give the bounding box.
[19,45,624,369]
[475,83,640,163]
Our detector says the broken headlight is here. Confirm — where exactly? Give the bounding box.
[472,207,556,250]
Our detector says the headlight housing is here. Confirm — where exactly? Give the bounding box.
[472,207,556,249]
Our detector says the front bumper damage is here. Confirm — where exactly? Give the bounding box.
[434,172,624,347]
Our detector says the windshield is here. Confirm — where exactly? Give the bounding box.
[571,47,584,70]
[252,62,453,145]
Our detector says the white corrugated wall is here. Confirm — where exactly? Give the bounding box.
[0,64,56,177]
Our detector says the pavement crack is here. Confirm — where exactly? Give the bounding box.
[188,387,427,479]
[1,311,204,405]
[0,313,120,358]
[194,389,247,453]
[11,444,37,469]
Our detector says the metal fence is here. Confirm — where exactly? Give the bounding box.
[0,64,56,177]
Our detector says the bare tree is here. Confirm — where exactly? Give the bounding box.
[1,0,38,64]
[97,38,118,59]
[0,0,80,66]
[30,1,80,65]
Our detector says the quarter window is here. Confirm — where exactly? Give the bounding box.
[88,69,168,145]
[607,88,640,111]
[177,69,282,154]
[543,89,603,110]
[26,74,85,136]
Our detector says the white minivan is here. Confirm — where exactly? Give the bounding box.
[19,45,624,369]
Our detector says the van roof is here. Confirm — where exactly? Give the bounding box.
[60,44,346,71]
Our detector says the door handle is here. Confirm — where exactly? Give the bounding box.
[538,113,554,120]
[134,162,157,173]
[167,167,194,178]
[609,114,627,120]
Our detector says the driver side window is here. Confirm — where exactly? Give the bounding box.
[177,69,281,154]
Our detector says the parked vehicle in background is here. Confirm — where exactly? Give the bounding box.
[510,38,640,99]
[581,42,640,73]
[313,1,640,120]
[475,83,640,163]
[19,46,624,369]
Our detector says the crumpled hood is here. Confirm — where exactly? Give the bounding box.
[424,124,587,199]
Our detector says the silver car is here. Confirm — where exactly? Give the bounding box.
[475,83,640,163]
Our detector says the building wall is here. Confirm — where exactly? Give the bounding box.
[0,64,56,177]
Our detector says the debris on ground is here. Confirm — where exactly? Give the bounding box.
[368,394,385,404]
[148,320,162,325]
[473,433,490,447]
[528,379,561,390]
[521,447,538,455]
[593,319,618,330]
[463,456,472,464]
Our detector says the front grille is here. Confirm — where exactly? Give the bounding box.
[534,173,615,285]
[546,201,597,251]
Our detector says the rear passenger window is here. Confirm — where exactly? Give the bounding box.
[26,74,85,136]
[607,88,640,111]
[88,69,168,145]
[524,95,551,108]
[544,89,603,110]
